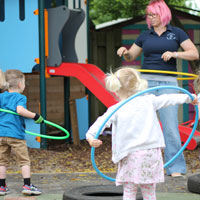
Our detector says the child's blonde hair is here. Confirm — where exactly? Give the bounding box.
[105,67,148,99]
[5,69,25,90]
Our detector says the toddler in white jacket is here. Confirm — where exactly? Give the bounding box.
[86,67,197,200]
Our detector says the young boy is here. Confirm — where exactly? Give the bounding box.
[0,69,43,196]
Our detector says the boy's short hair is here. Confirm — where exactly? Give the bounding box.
[5,69,24,89]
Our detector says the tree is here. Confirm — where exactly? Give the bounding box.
[90,0,188,25]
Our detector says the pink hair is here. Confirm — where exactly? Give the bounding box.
[146,0,172,29]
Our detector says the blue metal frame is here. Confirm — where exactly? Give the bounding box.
[0,0,39,73]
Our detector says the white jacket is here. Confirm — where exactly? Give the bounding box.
[86,94,193,164]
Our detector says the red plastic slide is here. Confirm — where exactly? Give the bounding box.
[178,119,200,150]
[178,125,200,150]
[47,63,118,108]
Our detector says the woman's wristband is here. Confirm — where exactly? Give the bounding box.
[174,51,178,58]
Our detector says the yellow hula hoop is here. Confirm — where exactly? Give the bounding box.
[137,69,198,80]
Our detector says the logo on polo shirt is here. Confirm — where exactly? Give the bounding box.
[166,33,176,40]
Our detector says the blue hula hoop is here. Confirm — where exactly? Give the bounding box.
[91,86,199,182]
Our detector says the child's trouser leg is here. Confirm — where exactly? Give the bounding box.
[140,183,156,200]
[123,182,138,200]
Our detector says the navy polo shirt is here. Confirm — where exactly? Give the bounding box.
[135,25,189,73]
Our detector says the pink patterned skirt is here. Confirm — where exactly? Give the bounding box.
[116,148,164,186]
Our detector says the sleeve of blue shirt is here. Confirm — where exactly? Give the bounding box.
[134,31,146,48]
[16,94,27,110]
[174,27,189,44]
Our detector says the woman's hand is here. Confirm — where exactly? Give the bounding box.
[161,51,176,62]
[117,47,129,57]
[87,138,103,148]
[117,44,142,61]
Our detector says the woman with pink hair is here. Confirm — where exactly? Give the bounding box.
[117,0,199,179]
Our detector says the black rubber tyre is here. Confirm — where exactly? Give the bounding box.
[63,185,143,200]
[187,174,200,194]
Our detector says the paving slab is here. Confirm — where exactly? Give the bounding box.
[0,172,199,200]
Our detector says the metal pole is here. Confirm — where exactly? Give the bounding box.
[86,0,90,61]
[86,0,92,125]
[63,0,71,142]
[38,0,47,149]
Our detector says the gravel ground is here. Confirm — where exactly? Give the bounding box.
[5,135,200,174]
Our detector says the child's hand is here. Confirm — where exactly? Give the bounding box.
[191,94,198,105]
[87,138,102,148]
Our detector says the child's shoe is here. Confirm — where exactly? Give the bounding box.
[0,185,10,196]
[22,184,42,195]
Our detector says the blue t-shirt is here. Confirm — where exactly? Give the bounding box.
[135,25,189,73]
[0,91,27,140]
